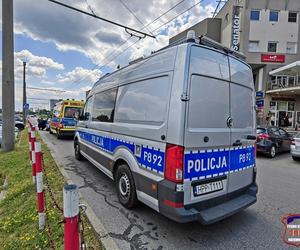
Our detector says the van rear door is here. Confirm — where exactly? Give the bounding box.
[183,46,255,205]
[227,57,255,193]
[183,46,231,205]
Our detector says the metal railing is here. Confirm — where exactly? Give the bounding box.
[267,75,300,90]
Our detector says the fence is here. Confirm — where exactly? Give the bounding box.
[27,120,86,250]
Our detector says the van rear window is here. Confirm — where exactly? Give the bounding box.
[190,46,229,80]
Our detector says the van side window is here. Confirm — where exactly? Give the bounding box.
[82,97,93,121]
[115,76,170,125]
[92,88,117,122]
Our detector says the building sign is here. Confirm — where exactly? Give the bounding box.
[256,91,264,99]
[231,6,241,51]
[261,54,285,63]
[256,99,264,109]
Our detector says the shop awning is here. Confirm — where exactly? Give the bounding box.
[269,61,300,76]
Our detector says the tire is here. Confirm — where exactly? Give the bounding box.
[74,140,84,161]
[292,156,300,161]
[115,164,139,209]
[56,129,62,139]
[49,128,53,134]
[268,145,276,158]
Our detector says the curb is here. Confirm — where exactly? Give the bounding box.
[39,132,119,250]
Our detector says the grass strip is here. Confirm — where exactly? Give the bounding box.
[0,129,103,249]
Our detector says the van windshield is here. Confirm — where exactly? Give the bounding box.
[64,107,82,118]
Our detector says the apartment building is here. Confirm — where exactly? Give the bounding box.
[170,0,300,127]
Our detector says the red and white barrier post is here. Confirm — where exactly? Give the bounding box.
[31,128,36,184]
[28,126,32,162]
[35,141,45,230]
[63,184,80,250]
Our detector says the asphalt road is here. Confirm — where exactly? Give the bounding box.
[40,130,300,250]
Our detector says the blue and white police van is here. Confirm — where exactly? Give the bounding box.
[74,32,257,224]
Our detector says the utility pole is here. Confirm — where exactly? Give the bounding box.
[2,0,15,152]
[23,61,27,124]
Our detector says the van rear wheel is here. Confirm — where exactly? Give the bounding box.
[115,164,138,209]
[74,140,84,161]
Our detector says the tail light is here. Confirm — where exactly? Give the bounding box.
[165,144,184,183]
[291,139,295,145]
[59,123,64,129]
[258,133,270,140]
[254,143,257,158]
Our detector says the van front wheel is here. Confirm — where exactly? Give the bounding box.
[115,164,138,209]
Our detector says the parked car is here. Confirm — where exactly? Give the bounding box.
[256,126,292,158]
[290,133,300,161]
[0,115,24,130]
[0,124,19,147]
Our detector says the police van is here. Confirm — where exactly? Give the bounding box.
[74,33,257,224]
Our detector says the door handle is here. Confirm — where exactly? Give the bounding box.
[85,125,88,128]
[232,140,242,146]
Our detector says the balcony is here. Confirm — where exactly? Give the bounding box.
[267,75,300,91]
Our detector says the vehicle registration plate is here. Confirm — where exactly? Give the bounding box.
[193,180,223,196]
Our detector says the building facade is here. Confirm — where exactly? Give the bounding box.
[170,0,300,128]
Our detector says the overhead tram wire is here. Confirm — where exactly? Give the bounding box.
[71,0,188,87]
[83,0,205,77]
[48,0,155,39]
[118,0,155,38]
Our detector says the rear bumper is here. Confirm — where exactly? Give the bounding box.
[256,140,272,153]
[291,146,300,157]
[158,182,257,224]
[59,129,75,136]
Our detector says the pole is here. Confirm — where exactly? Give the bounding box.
[23,61,27,125]
[31,128,36,184]
[63,184,80,250]
[2,0,15,152]
[35,142,45,230]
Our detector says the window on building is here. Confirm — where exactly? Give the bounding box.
[286,42,297,54]
[92,88,117,122]
[288,12,297,22]
[248,41,259,52]
[269,10,279,22]
[268,42,278,52]
[250,10,260,21]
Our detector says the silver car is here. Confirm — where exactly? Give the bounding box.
[291,133,300,160]
[74,34,257,224]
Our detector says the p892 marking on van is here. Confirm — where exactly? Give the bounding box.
[74,33,258,224]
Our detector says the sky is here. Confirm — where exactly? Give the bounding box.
[0,0,221,111]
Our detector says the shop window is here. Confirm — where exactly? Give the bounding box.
[288,102,295,111]
[269,11,279,22]
[277,101,287,111]
[248,41,259,52]
[286,42,297,54]
[288,12,297,22]
[268,42,278,52]
[250,10,260,21]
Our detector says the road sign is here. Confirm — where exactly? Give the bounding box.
[256,91,264,99]
[256,99,264,108]
[23,103,29,109]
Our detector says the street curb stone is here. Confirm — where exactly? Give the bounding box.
[39,132,119,250]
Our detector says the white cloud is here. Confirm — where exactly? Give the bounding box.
[57,67,102,84]
[11,0,217,69]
